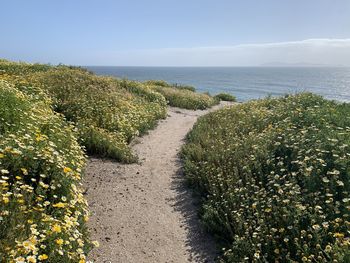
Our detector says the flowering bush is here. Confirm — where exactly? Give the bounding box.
[0,80,94,262]
[0,61,168,162]
[182,93,350,262]
[150,84,218,110]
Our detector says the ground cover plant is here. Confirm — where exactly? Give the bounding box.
[214,93,236,102]
[149,82,218,110]
[0,60,168,163]
[182,93,350,262]
[0,80,94,262]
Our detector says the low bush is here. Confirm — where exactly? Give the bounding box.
[0,61,167,162]
[173,84,196,92]
[214,93,236,102]
[0,80,94,262]
[182,93,350,262]
[150,85,218,110]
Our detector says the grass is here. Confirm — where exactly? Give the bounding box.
[0,80,94,262]
[182,93,350,262]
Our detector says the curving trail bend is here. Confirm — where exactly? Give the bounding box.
[84,102,231,263]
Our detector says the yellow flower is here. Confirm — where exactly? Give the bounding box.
[56,238,64,245]
[26,256,36,263]
[52,202,66,208]
[3,197,9,204]
[79,259,86,263]
[22,240,35,251]
[334,232,344,238]
[52,224,61,233]
[0,153,4,158]
[21,168,28,175]
[63,167,72,174]
[38,254,48,260]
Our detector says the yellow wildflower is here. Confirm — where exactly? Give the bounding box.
[333,233,344,238]
[38,254,48,260]
[22,240,35,251]
[3,197,9,204]
[52,224,61,233]
[56,238,64,245]
[21,168,28,175]
[52,202,66,208]
[63,167,72,173]
[0,153,4,158]
[26,256,36,263]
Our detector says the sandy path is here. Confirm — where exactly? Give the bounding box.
[84,102,231,263]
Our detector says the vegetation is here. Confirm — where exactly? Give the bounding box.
[182,93,350,262]
[0,80,95,262]
[144,79,217,110]
[150,84,218,110]
[0,61,168,162]
[214,92,236,102]
[0,59,221,261]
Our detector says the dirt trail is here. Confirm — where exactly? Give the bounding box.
[84,102,231,263]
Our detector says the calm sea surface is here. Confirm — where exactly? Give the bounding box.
[85,66,350,102]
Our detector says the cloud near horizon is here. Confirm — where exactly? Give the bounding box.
[95,38,350,67]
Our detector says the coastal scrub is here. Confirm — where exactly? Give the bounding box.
[0,80,93,262]
[182,93,350,262]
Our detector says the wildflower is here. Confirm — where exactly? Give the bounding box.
[1,169,9,174]
[21,168,28,175]
[52,223,61,233]
[56,238,64,245]
[0,153,4,158]
[15,257,25,263]
[312,224,320,231]
[333,233,344,238]
[38,254,48,260]
[2,197,9,204]
[52,202,66,208]
[23,240,35,251]
[26,256,36,263]
[325,245,332,253]
[63,167,72,173]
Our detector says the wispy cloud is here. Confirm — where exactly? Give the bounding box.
[96,38,350,66]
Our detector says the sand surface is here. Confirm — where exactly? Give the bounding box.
[84,102,232,263]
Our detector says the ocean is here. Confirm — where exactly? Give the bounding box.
[85,66,350,103]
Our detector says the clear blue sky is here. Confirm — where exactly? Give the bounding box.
[1,0,350,66]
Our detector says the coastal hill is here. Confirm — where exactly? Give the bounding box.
[0,59,349,262]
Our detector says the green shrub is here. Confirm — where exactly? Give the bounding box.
[0,80,94,262]
[0,62,168,162]
[144,79,170,87]
[182,93,350,262]
[174,84,196,92]
[150,85,218,110]
[214,93,236,102]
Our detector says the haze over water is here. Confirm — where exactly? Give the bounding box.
[87,66,350,102]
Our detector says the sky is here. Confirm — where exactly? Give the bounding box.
[1,0,350,66]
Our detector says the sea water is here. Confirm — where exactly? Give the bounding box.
[86,66,350,102]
